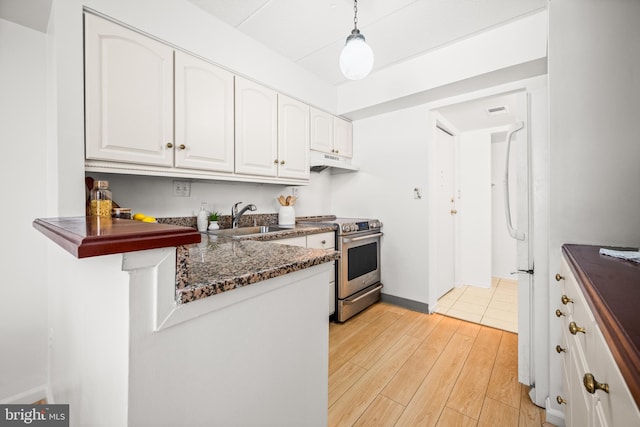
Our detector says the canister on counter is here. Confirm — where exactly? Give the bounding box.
[90,180,112,217]
[111,207,132,219]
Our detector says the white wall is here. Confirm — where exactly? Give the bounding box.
[0,18,49,403]
[547,0,640,421]
[88,171,332,219]
[331,106,431,303]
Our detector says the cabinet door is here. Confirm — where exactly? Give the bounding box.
[310,108,333,154]
[174,51,234,172]
[306,232,335,250]
[278,95,310,180]
[271,236,307,247]
[84,14,174,166]
[333,116,353,159]
[235,77,278,176]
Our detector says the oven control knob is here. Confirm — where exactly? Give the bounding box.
[341,224,350,233]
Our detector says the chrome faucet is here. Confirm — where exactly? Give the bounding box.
[231,202,257,228]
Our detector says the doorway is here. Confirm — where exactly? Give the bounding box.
[427,89,533,384]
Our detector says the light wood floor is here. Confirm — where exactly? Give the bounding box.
[328,302,555,427]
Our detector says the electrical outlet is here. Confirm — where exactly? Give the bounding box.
[173,180,191,197]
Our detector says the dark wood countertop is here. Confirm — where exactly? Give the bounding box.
[33,216,201,258]
[562,244,640,407]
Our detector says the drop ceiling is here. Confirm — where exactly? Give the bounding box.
[188,0,547,86]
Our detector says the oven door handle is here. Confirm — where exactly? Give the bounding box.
[342,232,383,243]
[344,284,383,304]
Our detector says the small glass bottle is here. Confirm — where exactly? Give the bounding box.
[90,180,112,217]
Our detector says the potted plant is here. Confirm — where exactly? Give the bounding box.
[208,211,220,230]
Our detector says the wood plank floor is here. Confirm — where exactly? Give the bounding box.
[328,302,556,427]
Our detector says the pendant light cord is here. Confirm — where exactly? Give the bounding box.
[353,0,359,31]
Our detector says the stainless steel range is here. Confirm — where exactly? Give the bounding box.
[298,216,383,322]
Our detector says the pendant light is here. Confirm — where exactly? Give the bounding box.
[340,0,374,80]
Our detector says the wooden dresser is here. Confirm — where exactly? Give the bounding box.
[555,244,640,426]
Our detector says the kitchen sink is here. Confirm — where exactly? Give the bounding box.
[209,225,292,238]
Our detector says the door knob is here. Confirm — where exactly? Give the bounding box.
[450,209,458,215]
[555,309,565,318]
[584,373,609,394]
[178,144,186,150]
[569,321,586,335]
[555,345,566,353]
[561,295,573,305]
[555,273,564,282]
[166,142,174,149]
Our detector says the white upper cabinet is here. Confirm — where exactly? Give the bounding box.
[234,76,278,177]
[310,108,334,154]
[310,108,353,159]
[278,94,310,180]
[84,13,174,166]
[174,51,234,172]
[333,116,353,159]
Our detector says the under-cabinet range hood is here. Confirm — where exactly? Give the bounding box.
[310,151,359,173]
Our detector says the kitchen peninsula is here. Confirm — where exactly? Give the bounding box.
[33,216,337,427]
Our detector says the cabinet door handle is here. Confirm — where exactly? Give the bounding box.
[556,395,567,405]
[584,373,609,394]
[569,321,586,335]
[321,240,326,245]
[178,144,186,150]
[166,142,174,149]
[555,345,566,353]
[555,273,564,282]
[280,160,285,165]
[335,150,339,154]
[561,295,573,305]
[274,159,279,164]
[555,309,565,318]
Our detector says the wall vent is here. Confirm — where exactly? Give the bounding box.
[487,105,508,115]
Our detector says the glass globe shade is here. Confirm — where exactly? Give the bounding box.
[339,33,374,80]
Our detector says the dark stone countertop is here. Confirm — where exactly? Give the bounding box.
[176,225,339,304]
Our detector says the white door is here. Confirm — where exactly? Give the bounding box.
[84,13,174,166]
[333,117,353,158]
[435,126,456,299]
[234,76,278,176]
[174,51,235,172]
[310,108,333,154]
[506,93,533,386]
[277,94,310,180]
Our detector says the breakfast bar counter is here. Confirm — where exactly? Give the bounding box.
[176,229,339,304]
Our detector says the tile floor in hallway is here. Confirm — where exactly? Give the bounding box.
[435,277,518,333]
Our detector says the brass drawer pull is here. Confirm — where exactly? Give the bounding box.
[561,295,573,305]
[584,373,609,394]
[555,273,564,281]
[556,395,567,405]
[569,321,586,335]
[555,345,566,353]
[166,142,174,149]
[555,309,565,318]
[179,144,186,150]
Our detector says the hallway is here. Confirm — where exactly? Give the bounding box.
[435,278,518,333]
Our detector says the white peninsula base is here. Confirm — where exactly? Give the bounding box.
[47,245,330,427]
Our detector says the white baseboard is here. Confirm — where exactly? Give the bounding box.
[0,385,48,404]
